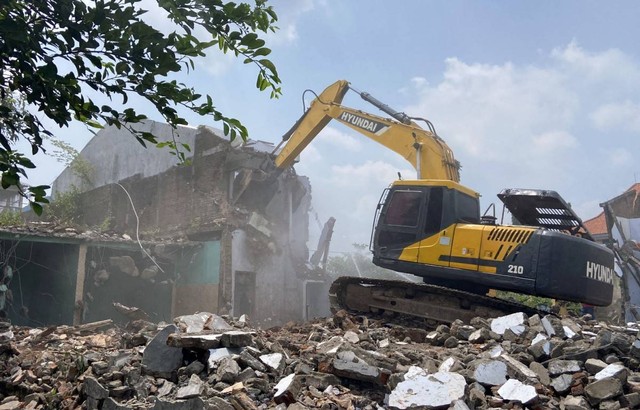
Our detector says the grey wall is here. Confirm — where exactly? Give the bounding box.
[51,120,209,195]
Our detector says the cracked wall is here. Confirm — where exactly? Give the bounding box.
[46,122,325,325]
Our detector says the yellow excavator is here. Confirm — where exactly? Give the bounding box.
[273,80,614,323]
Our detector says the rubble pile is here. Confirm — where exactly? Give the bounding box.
[2,310,640,409]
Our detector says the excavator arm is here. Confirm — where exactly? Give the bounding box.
[275,80,461,182]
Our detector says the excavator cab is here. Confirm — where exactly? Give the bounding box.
[371,179,489,293]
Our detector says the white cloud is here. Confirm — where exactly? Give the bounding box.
[299,144,322,163]
[399,42,640,206]
[317,127,363,151]
[551,41,640,87]
[532,131,578,152]
[591,101,640,133]
[329,160,411,187]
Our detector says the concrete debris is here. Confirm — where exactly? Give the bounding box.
[140,324,183,379]
[113,302,151,322]
[3,309,640,409]
[259,352,284,372]
[497,378,537,404]
[548,359,583,376]
[595,363,628,382]
[490,312,527,335]
[174,312,232,333]
[109,255,140,277]
[388,369,466,409]
[584,377,623,404]
[473,359,508,386]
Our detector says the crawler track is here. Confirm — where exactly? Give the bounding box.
[329,276,538,326]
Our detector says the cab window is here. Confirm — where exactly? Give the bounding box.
[384,190,422,227]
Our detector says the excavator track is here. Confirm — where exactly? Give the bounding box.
[329,276,539,327]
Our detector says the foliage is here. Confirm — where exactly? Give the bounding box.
[98,214,113,232]
[0,0,281,213]
[0,210,24,226]
[47,137,95,189]
[495,290,582,315]
[42,186,82,224]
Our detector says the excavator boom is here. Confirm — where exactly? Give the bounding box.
[275,80,460,182]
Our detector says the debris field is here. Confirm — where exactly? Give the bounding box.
[1,309,640,409]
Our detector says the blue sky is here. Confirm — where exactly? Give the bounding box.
[27,1,640,252]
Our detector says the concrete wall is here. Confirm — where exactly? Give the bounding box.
[51,120,201,195]
[59,122,324,325]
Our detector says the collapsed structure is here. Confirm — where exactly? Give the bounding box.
[585,183,640,323]
[0,120,331,327]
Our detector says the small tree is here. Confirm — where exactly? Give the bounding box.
[0,0,281,213]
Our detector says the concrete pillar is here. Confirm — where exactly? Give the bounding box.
[73,244,87,325]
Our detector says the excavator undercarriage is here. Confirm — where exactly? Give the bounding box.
[329,276,539,326]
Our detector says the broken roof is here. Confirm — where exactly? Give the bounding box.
[584,183,640,236]
[0,222,195,248]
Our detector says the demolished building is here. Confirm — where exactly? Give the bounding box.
[585,183,640,323]
[1,120,331,327]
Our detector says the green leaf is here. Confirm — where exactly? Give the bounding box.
[86,120,104,129]
[30,202,43,216]
[253,47,271,57]
[1,173,18,189]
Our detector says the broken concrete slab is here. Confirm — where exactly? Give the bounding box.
[585,358,608,375]
[109,255,139,277]
[83,376,109,400]
[330,358,390,385]
[316,336,344,355]
[529,361,551,385]
[259,352,285,372]
[216,357,241,384]
[497,379,537,404]
[490,312,527,336]
[595,363,628,383]
[541,315,565,338]
[388,369,467,409]
[468,327,491,344]
[584,377,623,404]
[207,347,243,369]
[343,330,359,344]
[273,373,299,405]
[561,395,591,410]
[500,354,538,381]
[550,373,573,394]
[175,374,205,399]
[141,325,183,379]
[220,330,254,348]
[472,360,508,386]
[547,359,582,376]
[174,312,232,333]
[167,333,222,349]
[528,338,552,361]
